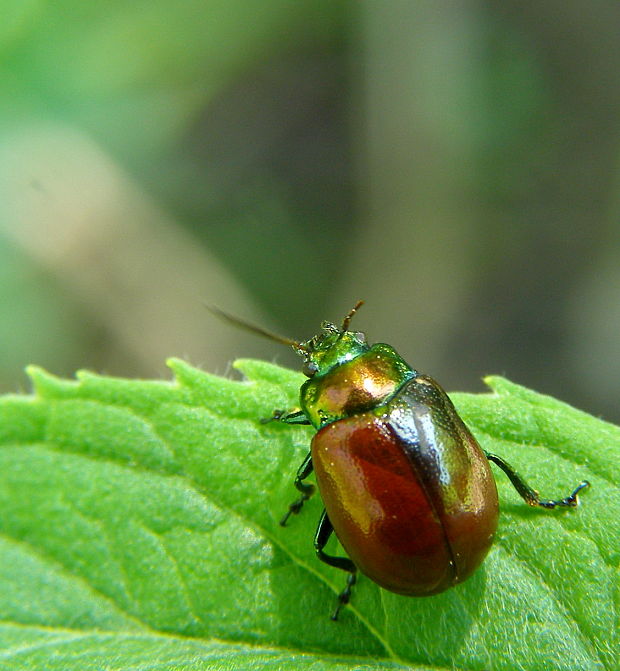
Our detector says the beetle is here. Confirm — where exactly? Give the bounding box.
[212,301,589,619]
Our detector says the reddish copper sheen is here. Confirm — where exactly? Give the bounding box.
[311,376,499,595]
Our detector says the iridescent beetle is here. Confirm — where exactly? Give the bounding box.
[213,301,589,619]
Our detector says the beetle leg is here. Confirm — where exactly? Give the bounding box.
[485,452,590,508]
[280,451,315,526]
[261,409,311,425]
[314,509,357,620]
[267,410,314,525]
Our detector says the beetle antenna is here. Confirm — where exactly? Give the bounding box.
[207,305,307,351]
[341,300,364,332]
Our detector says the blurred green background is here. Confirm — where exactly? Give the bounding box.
[0,1,619,422]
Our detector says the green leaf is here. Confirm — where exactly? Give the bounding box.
[0,360,616,670]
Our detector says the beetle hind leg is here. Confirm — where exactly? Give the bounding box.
[486,452,590,508]
[314,509,357,620]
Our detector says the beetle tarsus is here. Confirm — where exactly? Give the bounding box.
[280,492,312,526]
[260,410,283,424]
[541,479,590,508]
[486,453,591,509]
[331,572,357,621]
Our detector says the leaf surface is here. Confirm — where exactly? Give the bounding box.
[0,360,616,670]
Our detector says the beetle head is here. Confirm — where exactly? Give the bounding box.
[296,301,369,378]
[208,300,368,378]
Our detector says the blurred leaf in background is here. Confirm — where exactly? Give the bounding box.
[0,0,619,424]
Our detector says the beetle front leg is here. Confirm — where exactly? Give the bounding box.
[261,409,311,425]
[314,509,357,621]
[486,452,590,508]
[280,451,315,526]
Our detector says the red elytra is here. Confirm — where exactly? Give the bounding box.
[311,376,499,596]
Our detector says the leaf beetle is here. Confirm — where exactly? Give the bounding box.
[212,301,589,619]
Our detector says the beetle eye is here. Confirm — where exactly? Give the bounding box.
[302,360,319,377]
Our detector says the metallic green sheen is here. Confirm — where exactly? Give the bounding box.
[298,325,369,376]
[300,343,415,429]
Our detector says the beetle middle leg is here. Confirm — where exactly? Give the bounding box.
[314,509,357,621]
[486,452,590,508]
[280,451,315,526]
